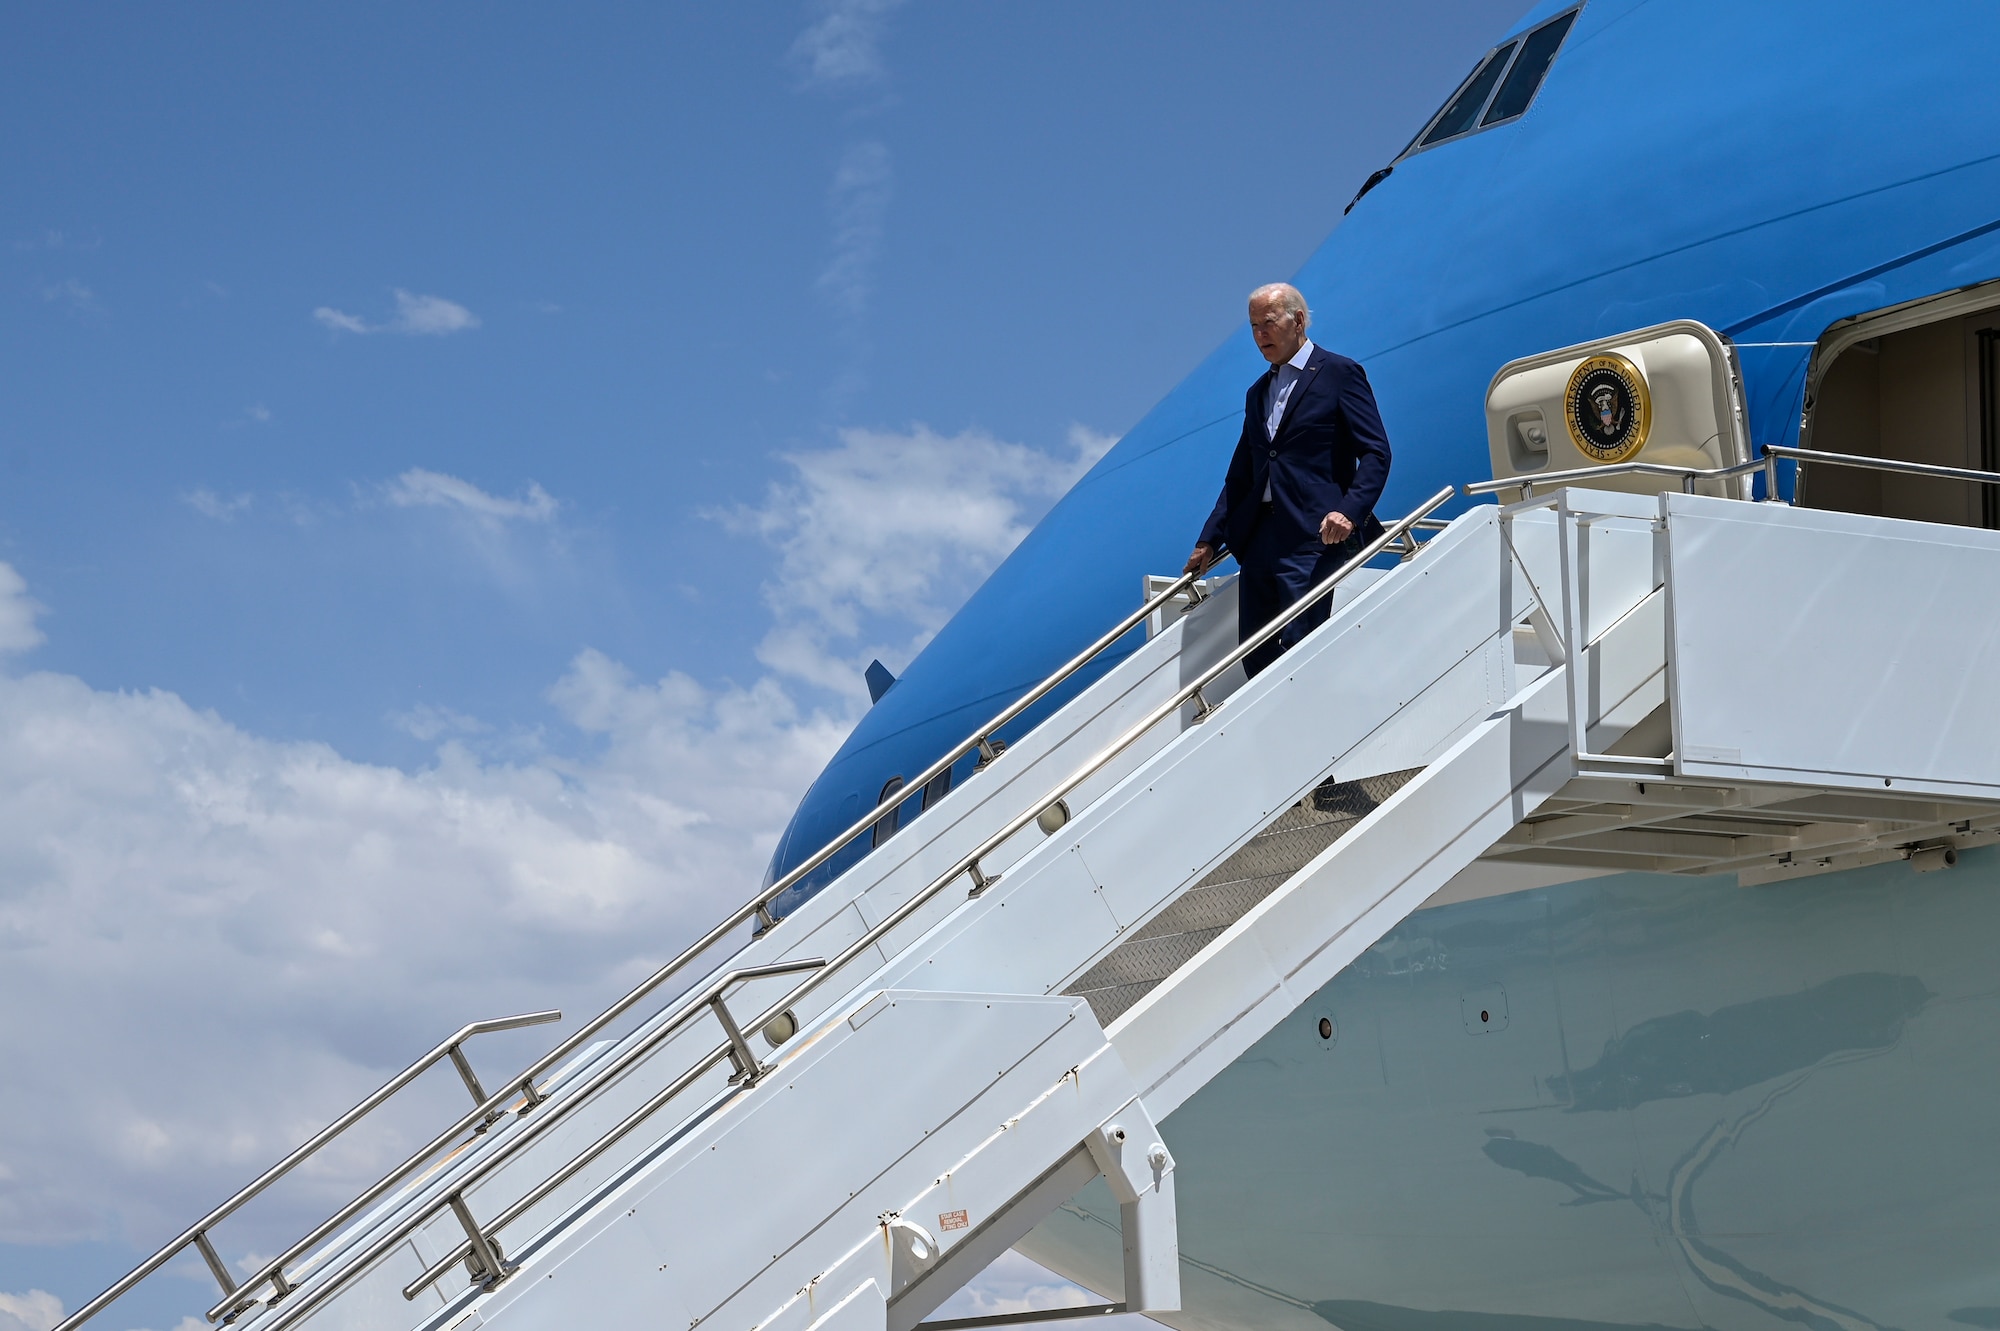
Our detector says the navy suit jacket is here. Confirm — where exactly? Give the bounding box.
[1196,344,1393,559]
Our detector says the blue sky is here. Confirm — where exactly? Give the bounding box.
[0,4,1524,1328]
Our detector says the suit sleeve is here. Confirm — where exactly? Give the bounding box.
[1198,400,1258,550]
[1333,363,1392,523]
[1196,485,1229,551]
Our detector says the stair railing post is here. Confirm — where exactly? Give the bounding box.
[56,559,1238,1331]
[192,1231,235,1299]
[446,1193,507,1285]
[151,501,1444,1331]
[709,992,763,1085]
[1498,506,1566,668]
[1556,493,1591,766]
[444,1043,496,1120]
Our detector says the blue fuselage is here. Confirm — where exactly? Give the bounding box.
[770,0,2000,893]
[765,2,2000,1324]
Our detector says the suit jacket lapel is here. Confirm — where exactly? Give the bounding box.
[1273,347,1329,441]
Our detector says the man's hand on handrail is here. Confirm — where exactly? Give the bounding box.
[1183,543,1218,577]
[1319,511,1355,545]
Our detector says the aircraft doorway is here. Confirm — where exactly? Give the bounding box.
[1800,282,2000,527]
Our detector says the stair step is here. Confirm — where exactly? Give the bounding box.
[1065,769,1419,1024]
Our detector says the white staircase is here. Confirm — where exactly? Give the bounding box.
[65,483,2000,1331]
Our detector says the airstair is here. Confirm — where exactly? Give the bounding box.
[62,464,2000,1331]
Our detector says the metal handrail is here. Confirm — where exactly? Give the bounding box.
[1463,453,1776,500]
[257,488,1456,1330]
[1765,443,2000,488]
[84,426,1997,1325]
[1461,442,2000,505]
[394,957,829,1303]
[50,1009,561,1331]
[61,569,1210,1331]
[209,566,1195,1311]
[760,566,1214,913]
[215,959,826,1321]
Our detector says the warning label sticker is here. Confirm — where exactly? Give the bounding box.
[938,1209,969,1232]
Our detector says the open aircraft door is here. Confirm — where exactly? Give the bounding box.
[1484,319,1751,497]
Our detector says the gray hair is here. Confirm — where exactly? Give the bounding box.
[1250,282,1310,327]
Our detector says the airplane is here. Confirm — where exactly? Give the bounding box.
[755,2,2000,1327]
[53,5,2000,1330]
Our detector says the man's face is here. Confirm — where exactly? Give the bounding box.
[1249,295,1307,365]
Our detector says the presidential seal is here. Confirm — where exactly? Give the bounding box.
[1564,353,1651,463]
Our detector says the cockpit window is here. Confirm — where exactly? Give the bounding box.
[1481,11,1576,126]
[1419,42,1516,148]
[1404,8,1578,157]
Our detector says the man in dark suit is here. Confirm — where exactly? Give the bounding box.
[1184,283,1392,677]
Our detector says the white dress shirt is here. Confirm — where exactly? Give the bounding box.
[1263,338,1315,501]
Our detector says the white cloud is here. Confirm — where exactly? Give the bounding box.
[389,289,479,335]
[180,470,567,592]
[818,140,893,321]
[186,471,557,534]
[719,423,1114,696]
[183,489,253,521]
[388,702,491,743]
[0,1289,62,1331]
[1066,424,1120,471]
[0,656,847,1248]
[0,421,1111,1292]
[244,404,272,425]
[312,289,479,337]
[39,278,97,314]
[925,1251,1156,1331]
[379,469,566,589]
[0,563,45,656]
[793,0,906,399]
[790,0,907,87]
[383,469,557,525]
[310,306,369,334]
[929,1250,1113,1319]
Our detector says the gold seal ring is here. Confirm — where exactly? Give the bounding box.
[1564,353,1651,464]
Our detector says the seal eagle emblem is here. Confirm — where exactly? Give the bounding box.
[1564,353,1651,463]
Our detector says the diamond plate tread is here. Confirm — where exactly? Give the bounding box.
[1067,767,1420,1027]
[1068,927,1227,991]
[1181,820,1357,894]
[1134,874,1292,936]
[1065,980,1160,1026]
